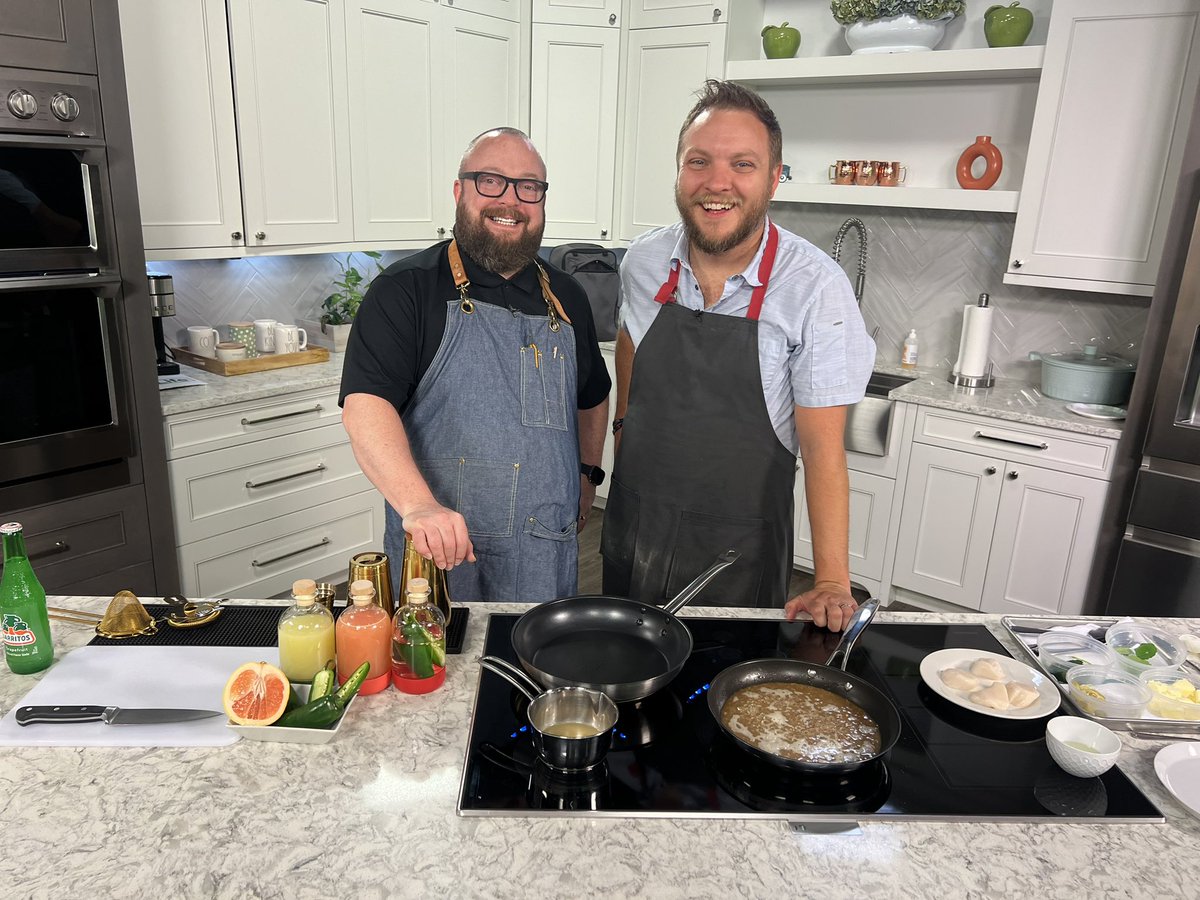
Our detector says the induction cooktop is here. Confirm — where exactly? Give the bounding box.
[456,615,1165,824]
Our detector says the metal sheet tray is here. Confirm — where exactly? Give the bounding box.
[999,615,1200,738]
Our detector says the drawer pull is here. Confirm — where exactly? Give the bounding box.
[241,404,323,426]
[252,537,331,568]
[245,464,328,489]
[973,430,1048,451]
[28,540,70,560]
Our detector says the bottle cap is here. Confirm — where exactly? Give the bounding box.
[407,577,430,605]
[349,579,376,606]
[1,522,22,534]
[977,292,990,307]
[292,578,317,607]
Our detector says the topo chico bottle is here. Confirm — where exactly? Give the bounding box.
[1,522,54,675]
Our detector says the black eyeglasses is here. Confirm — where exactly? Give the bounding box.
[459,171,549,204]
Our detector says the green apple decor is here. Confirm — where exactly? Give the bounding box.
[984,2,1034,47]
[762,22,801,59]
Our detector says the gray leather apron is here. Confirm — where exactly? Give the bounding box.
[601,223,795,608]
[385,241,580,602]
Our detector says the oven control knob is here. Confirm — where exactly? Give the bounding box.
[7,89,38,119]
[50,92,80,122]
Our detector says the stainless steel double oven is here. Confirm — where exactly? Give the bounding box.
[0,65,134,493]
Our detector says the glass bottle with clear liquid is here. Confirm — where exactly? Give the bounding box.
[391,577,446,694]
[277,578,335,682]
[1,522,54,675]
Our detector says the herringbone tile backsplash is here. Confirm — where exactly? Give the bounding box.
[149,205,1149,382]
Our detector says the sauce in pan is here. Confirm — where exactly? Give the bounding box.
[721,682,881,764]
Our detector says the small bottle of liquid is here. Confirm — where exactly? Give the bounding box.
[336,579,392,695]
[0,522,54,675]
[277,578,335,683]
[391,577,446,694]
[901,329,919,369]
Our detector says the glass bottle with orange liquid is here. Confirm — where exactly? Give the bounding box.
[277,578,335,682]
[391,577,446,694]
[335,579,391,695]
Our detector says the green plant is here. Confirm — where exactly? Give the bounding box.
[831,0,966,25]
[321,250,384,325]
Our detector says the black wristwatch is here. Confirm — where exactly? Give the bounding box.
[580,463,605,486]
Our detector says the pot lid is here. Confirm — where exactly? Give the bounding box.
[1041,345,1136,372]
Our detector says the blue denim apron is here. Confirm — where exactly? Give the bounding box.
[385,242,580,602]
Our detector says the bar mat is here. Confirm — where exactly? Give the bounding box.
[88,604,471,653]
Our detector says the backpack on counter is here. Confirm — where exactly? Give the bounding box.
[549,243,620,341]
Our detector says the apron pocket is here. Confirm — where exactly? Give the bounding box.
[666,510,766,607]
[600,478,639,571]
[520,348,569,431]
[520,516,579,601]
[418,457,519,537]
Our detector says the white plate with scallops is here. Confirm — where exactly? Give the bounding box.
[919,648,1061,720]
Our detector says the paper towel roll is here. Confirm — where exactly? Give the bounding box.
[954,305,994,377]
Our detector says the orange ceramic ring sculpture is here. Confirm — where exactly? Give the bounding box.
[956,135,1003,190]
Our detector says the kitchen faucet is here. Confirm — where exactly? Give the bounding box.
[831,217,868,305]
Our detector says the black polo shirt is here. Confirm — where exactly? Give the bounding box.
[339,240,611,415]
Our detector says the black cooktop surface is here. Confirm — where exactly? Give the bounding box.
[457,615,1164,822]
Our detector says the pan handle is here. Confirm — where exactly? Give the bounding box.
[478,656,542,702]
[824,599,880,672]
[662,549,741,616]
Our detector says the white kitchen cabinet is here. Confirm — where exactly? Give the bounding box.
[534,0,620,28]
[628,0,723,29]
[531,23,620,242]
[618,24,726,240]
[1006,0,1200,296]
[452,0,522,23]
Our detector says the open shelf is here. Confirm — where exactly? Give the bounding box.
[771,182,1020,213]
[726,45,1044,87]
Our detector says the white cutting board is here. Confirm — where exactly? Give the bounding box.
[0,645,277,747]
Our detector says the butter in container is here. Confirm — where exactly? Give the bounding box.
[1140,670,1200,721]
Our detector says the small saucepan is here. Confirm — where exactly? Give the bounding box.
[706,600,902,775]
[479,656,618,772]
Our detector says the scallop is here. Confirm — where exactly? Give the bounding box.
[969,657,1007,682]
[939,668,982,692]
[969,682,1011,711]
[1006,681,1039,709]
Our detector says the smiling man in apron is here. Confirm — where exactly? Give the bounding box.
[340,128,611,602]
[601,81,874,631]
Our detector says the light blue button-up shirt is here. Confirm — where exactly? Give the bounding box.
[619,219,875,454]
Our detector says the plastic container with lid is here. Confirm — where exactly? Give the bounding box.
[277,578,335,683]
[1028,344,1136,405]
[1066,665,1151,719]
[1036,631,1117,683]
[335,579,392,695]
[391,577,447,694]
[1104,622,1186,678]
[1138,669,1200,720]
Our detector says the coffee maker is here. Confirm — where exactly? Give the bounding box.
[147,273,179,375]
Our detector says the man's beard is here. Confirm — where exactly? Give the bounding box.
[453,202,544,276]
[675,189,769,256]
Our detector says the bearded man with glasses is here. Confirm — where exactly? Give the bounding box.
[340,128,611,602]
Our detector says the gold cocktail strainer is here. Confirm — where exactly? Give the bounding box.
[95,590,158,639]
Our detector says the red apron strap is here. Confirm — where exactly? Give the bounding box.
[746,222,779,322]
[654,258,682,305]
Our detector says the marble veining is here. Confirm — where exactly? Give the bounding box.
[159,354,347,416]
[4,597,1199,898]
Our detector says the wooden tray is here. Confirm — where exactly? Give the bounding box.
[172,345,330,376]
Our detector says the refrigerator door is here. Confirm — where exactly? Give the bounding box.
[1108,526,1200,616]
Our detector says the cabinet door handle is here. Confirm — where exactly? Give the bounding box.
[973,430,1047,450]
[609,13,616,24]
[245,463,327,489]
[1011,259,1023,268]
[252,537,331,568]
[241,404,323,426]
[985,466,996,475]
[1007,470,1019,480]
[231,231,242,241]
[28,540,70,560]
[255,231,266,240]
[712,8,722,20]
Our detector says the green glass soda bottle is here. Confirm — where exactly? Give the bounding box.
[1,522,54,674]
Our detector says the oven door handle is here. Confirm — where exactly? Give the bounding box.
[0,273,122,293]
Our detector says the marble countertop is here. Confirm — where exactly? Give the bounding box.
[5,598,1199,898]
[159,353,348,416]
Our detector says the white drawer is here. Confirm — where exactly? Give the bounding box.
[912,407,1117,479]
[163,387,344,459]
[169,422,373,544]
[177,491,385,599]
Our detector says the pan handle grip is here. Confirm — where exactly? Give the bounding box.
[824,599,880,672]
[662,549,741,615]
[478,656,542,702]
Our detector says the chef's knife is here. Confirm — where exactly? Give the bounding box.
[15,705,224,726]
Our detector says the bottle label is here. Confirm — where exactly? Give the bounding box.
[2,613,38,649]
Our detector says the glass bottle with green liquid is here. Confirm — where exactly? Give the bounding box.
[1,522,54,674]
[391,577,446,694]
[277,578,335,682]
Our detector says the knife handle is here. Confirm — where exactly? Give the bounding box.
[15,705,108,726]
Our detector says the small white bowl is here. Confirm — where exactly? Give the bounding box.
[1046,716,1121,778]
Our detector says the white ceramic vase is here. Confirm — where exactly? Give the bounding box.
[844,12,955,55]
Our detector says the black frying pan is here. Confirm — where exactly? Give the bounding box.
[706,600,902,775]
[510,549,740,703]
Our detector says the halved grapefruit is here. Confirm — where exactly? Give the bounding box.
[223,661,290,726]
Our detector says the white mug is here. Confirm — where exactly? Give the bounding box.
[274,324,308,354]
[253,319,277,353]
[187,325,220,358]
[215,341,248,362]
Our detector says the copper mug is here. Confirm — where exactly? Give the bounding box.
[877,161,907,187]
[829,160,857,185]
[854,160,877,186]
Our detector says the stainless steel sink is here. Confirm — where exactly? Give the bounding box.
[844,371,916,456]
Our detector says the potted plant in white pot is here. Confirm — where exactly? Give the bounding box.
[300,250,384,352]
[831,0,966,55]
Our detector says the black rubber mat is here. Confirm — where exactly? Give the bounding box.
[88,604,471,653]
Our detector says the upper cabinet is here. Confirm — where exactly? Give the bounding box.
[534,0,621,28]
[0,0,96,73]
[628,0,724,30]
[1006,0,1200,296]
